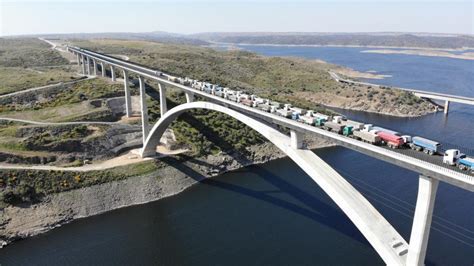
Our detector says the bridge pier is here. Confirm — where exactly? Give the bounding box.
[86,56,91,75]
[123,70,132,117]
[158,83,167,116]
[92,59,98,76]
[81,55,86,75]
[138,76,149,143]
[185,91,194,103]
[76,53,80,67]
[444,100,450,115]
[110,66,116,81]
[100,62,106,77]
[290,130,304,149]
[407,175,439,266]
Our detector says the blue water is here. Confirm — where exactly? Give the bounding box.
[1,46,473,265]
[238,45,474,97]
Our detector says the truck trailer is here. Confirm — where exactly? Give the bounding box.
[376,131,404,149]
[352,130,381,145]
[322,121,345,134]
[409,136,441,155]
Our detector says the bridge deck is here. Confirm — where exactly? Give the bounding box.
[69,47,474,192]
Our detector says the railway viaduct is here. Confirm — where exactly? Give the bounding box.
[68,46,473,266]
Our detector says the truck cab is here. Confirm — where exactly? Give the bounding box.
[343,126,353,136]
[443,149,464,165]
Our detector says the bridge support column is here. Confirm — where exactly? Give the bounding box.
[92,59,97,76]
[110,66,116,81]
[76,53,80,66]
[86,56,91,75]
[407,175,439,266]
[158,83,167,116]
[100,62,106,77]
[185,91,194,103]
[123,70,132,117]
[444,100,450,115]
[138,76,149,143]
[290,130,304,149]
[81,55,86,75]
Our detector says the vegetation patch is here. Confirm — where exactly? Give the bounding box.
[0,160,163,208]
[0,38,68,67]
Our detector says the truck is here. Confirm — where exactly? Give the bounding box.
[314,113,329,121]
[228,94,239,102]
[353,130,381,145]
[409,136,441,155]
[299,113,317,125]
[276,104,293,118]
[376,131,404,149]
[443,149,474,171]
[332,116,346,124]
[290,107,306,116]
[372,126,400,136]
[257,103,277,113]
[341,119,365,131]
[315,117,326,127]
[322,121,345,134]
[342,125,354,136]
[240,98,254,107]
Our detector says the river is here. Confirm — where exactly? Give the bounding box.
[1,46,473,265]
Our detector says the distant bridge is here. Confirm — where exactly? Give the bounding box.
[329,71,474,114]
[68,46,473,266]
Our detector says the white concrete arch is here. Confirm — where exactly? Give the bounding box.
[141,101,408,265]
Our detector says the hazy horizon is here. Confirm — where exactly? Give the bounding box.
[1,0,473,37]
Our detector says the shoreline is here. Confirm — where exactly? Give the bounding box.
[361,49,474,61]
[0,137,334,248]
[207,41,474,52]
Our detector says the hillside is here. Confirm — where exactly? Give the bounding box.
[193,32,474,49]
[0,38,79,95]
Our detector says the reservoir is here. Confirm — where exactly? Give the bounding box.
[1,46,473,265]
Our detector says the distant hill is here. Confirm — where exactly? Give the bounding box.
[13,31,209,46]
[192,32,474,49]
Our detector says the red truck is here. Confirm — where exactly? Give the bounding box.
[240,98,254,107]
[376,131,404,149]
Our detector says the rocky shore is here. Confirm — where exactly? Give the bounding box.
[0,135,333,248]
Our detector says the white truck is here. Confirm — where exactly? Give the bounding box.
[299,110,317,125]
[443,149,474,171]
[276,104,293,118]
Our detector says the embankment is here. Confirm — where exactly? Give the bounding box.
[0,135,333,248]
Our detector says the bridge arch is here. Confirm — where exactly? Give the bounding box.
[141,101,408,265]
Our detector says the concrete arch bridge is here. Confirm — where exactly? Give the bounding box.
[67,46,474,265]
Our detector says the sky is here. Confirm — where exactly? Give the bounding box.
[0,0,473,36]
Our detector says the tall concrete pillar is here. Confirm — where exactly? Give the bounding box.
[123,70,132,117]
[407,175,439,266]
[290,130,304,149]
[444,100,450,115]
[100,62,106,77]
[185,91,194,103]
[76,53,80,66]
[158,83,167,116]
[86,57,91,75]
[81,55,86,75]
[92,59,98,76]
[138,76,149,144]
[110,66,116,81]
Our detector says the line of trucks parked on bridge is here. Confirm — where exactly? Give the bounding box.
[164,75,474,173]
